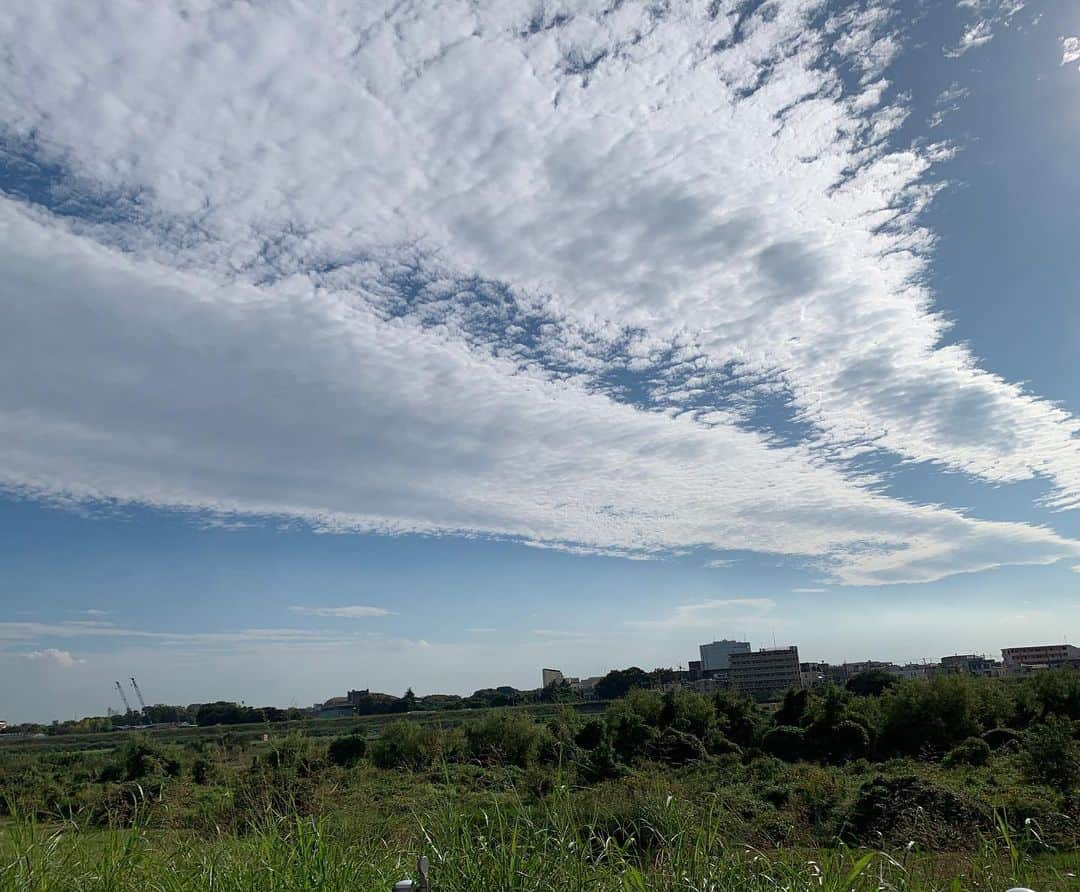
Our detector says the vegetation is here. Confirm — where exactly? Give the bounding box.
[2,671,1078,890]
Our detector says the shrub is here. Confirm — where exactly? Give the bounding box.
[368,720,431,770]
[658,689,715,739]
[943,736,991,767]
[327,734,367,767]
[101,737,182,782]
[762,726,806,762]
[578,739,627,782]
[262,734,324,777]
[981,727,1022,750]
[655,728,708,766]
[842,775,989,849]
[1022,715,1080,789]
[878,675,982,758]
[606,702,659,763]
[464,711,547,767]
[704,729,742,757]
[575,718,608,751]
[712,688,760,746]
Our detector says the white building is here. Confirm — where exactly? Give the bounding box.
[699,639,751,673]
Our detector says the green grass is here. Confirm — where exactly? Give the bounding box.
[2,787,1076,891]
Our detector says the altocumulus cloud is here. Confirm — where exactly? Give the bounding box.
[0,1,1078,586]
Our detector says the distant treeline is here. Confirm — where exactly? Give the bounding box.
[7,663,1078,737]
[2,666,685,735]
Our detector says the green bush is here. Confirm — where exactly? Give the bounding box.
[606,701,659,763]
[981,727,1022,750]
[327,734,367,767]
[655,727,708,765]
[762,725,806,762]
[1022,715,1080,789]
[368,720,432,770]
[464,710,547,767]
[575,718,608,750]
[943,736,991,767]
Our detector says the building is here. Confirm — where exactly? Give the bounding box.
[0,720,7,732]
[699,639,751,673]
[569,676,603,698]
[800,661,830,687]
[688,660,702,681]
[542,668,565,688]
[1002,644,1080,674]
[941,654,1001,677]
[730,646,801,696]
[894,663,931,680]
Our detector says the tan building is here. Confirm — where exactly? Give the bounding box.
[730,646,801,696]
[1002,644,1080,674]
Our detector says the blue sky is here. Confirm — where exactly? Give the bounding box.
[0,0,1078,722]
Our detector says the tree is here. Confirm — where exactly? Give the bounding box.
[846,670,898,698]
[712,687,760,746]
[402,688,417,711]
[594,667,650,700]
[775,688,810,725]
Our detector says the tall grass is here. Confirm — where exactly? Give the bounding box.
[3,784,1075,891]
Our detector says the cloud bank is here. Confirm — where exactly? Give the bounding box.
[0,0,1078,586]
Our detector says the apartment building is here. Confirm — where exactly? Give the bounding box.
[730,646,801,696]
[1002,644,1080,674]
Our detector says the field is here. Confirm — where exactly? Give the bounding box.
[2,673,1078,890]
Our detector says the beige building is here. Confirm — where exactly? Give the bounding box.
[1002,644,1080,674]
[730,646,801,696]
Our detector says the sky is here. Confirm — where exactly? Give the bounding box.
[0,0,1078,723]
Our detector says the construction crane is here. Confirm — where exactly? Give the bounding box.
[130,677,148,714]
[114,680,133,715]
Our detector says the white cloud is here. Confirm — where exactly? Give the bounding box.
[23,648,83,667]
[532,629,590,639]
[947,20,996,57]
[0,0,1077,588]
[0,185,1078,587]
[82,609,108,616]
[1062,37,1080,67]
[628,598,777,630]
[928,82,971,127]
[947,0,1026,58]
[288,606,393,618]
[792,587,827,593]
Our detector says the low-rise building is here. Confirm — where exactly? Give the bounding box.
[730,646,801,697]
[1002,644,1080,674]
[941,654,1000,677]
[800,661,830,687]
